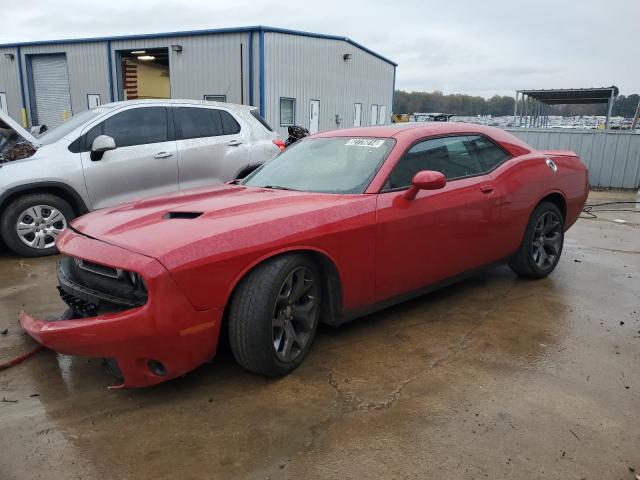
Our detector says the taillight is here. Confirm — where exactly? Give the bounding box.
[272,138,285,151]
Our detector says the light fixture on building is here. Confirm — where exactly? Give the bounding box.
[171,44,183,53]
[138,55,156,61]
[131,50,146,54]
[4,53,15,61]
[343,53,352,61]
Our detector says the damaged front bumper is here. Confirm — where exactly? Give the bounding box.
[19,229,224,388]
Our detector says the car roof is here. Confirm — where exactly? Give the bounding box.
[98,99,254,112]
[313,122,506,139]
[313,122,534,157]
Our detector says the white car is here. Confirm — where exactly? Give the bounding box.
[0,100,283,257]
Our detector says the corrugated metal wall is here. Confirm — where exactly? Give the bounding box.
[264,32,395,138]
[110,32,249,105]
[19,42,110,126]
[0,47,22,120]
[507,128,640,189]
[0,30,394,134]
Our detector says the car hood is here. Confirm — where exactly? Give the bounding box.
[70,184,372,267]
[0,109,39,146]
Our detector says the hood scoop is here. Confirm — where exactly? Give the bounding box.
[162,211,203,220]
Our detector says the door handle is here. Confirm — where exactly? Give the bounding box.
[480,185,494,194]
[154,151,173,159]
[227,139,242,146]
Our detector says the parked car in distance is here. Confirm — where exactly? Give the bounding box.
[0,100,283,257]
[20,123,588,388]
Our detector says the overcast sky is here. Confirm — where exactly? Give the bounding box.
[2,0,638,98]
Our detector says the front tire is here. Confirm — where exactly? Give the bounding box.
[0,193,75,257]
[228,254,321,376]
[509,201,564,278]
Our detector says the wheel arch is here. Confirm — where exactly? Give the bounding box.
[0,182,89,217]
[537,191,567,222]
[234,163,261,180]
[224,247,344,326]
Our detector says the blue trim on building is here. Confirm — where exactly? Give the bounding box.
[248,31,254,107]
[16,47,26,119]
[106,40,114,102]
[24,55,36,124]
[392,65,397,113]
[0,25,397,67]
[258,29,265,117]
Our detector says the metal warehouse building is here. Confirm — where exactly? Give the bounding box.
[0,26,396,137]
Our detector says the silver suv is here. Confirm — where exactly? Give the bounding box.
[0,100,282,257]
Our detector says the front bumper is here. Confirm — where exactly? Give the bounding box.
[19,229,223,388]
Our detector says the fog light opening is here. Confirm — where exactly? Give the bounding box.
[147,359,167,377]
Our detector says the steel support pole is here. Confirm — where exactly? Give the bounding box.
[513,91,519,126]
[632,99,640,130]
[605,88,615,129]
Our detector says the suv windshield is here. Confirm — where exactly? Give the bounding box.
[243,137,395,194]
[37,107,111,145]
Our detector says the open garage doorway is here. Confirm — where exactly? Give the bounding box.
[117,48,170,100]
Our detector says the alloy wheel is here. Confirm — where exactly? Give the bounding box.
[272,266,318,362]
[531,211,562,269]
[16,205,67,249]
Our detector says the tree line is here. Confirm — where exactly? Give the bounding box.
[395,90,640,118]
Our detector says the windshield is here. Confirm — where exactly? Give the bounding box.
[37,107,111,145]
[243,137,395,194]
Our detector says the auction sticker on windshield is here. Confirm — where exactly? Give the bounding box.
[345,138,385,148]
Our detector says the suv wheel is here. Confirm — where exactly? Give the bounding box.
[1,194,75,257]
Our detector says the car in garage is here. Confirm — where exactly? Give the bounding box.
[0,100,283,257]
[19,123,589,388]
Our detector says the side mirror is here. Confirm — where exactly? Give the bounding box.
[403,170,446,200]
[90,135,116,161]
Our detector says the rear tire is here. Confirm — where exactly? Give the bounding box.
[0,194,75,257]
[509,201,564,278]
[228,254,321,376]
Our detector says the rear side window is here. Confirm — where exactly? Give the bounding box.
[174,107,223,140]
[251,109,274,132]
[466,135,510,171]
[385,136,484,189]
[84,107,168,149]
[220,110,241,135]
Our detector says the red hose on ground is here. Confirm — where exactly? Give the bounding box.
[0,345,44,370]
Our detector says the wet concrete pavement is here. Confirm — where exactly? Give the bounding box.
[1,190,639,479]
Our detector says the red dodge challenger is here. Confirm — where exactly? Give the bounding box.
[20,123,588,388]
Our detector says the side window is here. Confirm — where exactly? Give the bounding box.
[466,135,510,171]
[220,110,241,135]
[385,136,484,189]
[100,107,168,148]
[174,107,223,140]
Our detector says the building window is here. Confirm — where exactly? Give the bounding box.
[204,95,226,102]
[280,97,296,126]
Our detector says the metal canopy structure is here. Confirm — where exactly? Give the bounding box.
[514,86,619,129]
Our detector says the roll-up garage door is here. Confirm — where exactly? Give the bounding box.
[30,54,72,128]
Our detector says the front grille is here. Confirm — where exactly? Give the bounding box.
[57,286,98,317]
[57,256,148,318]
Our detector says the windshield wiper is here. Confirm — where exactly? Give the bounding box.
[262,185,297,191]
